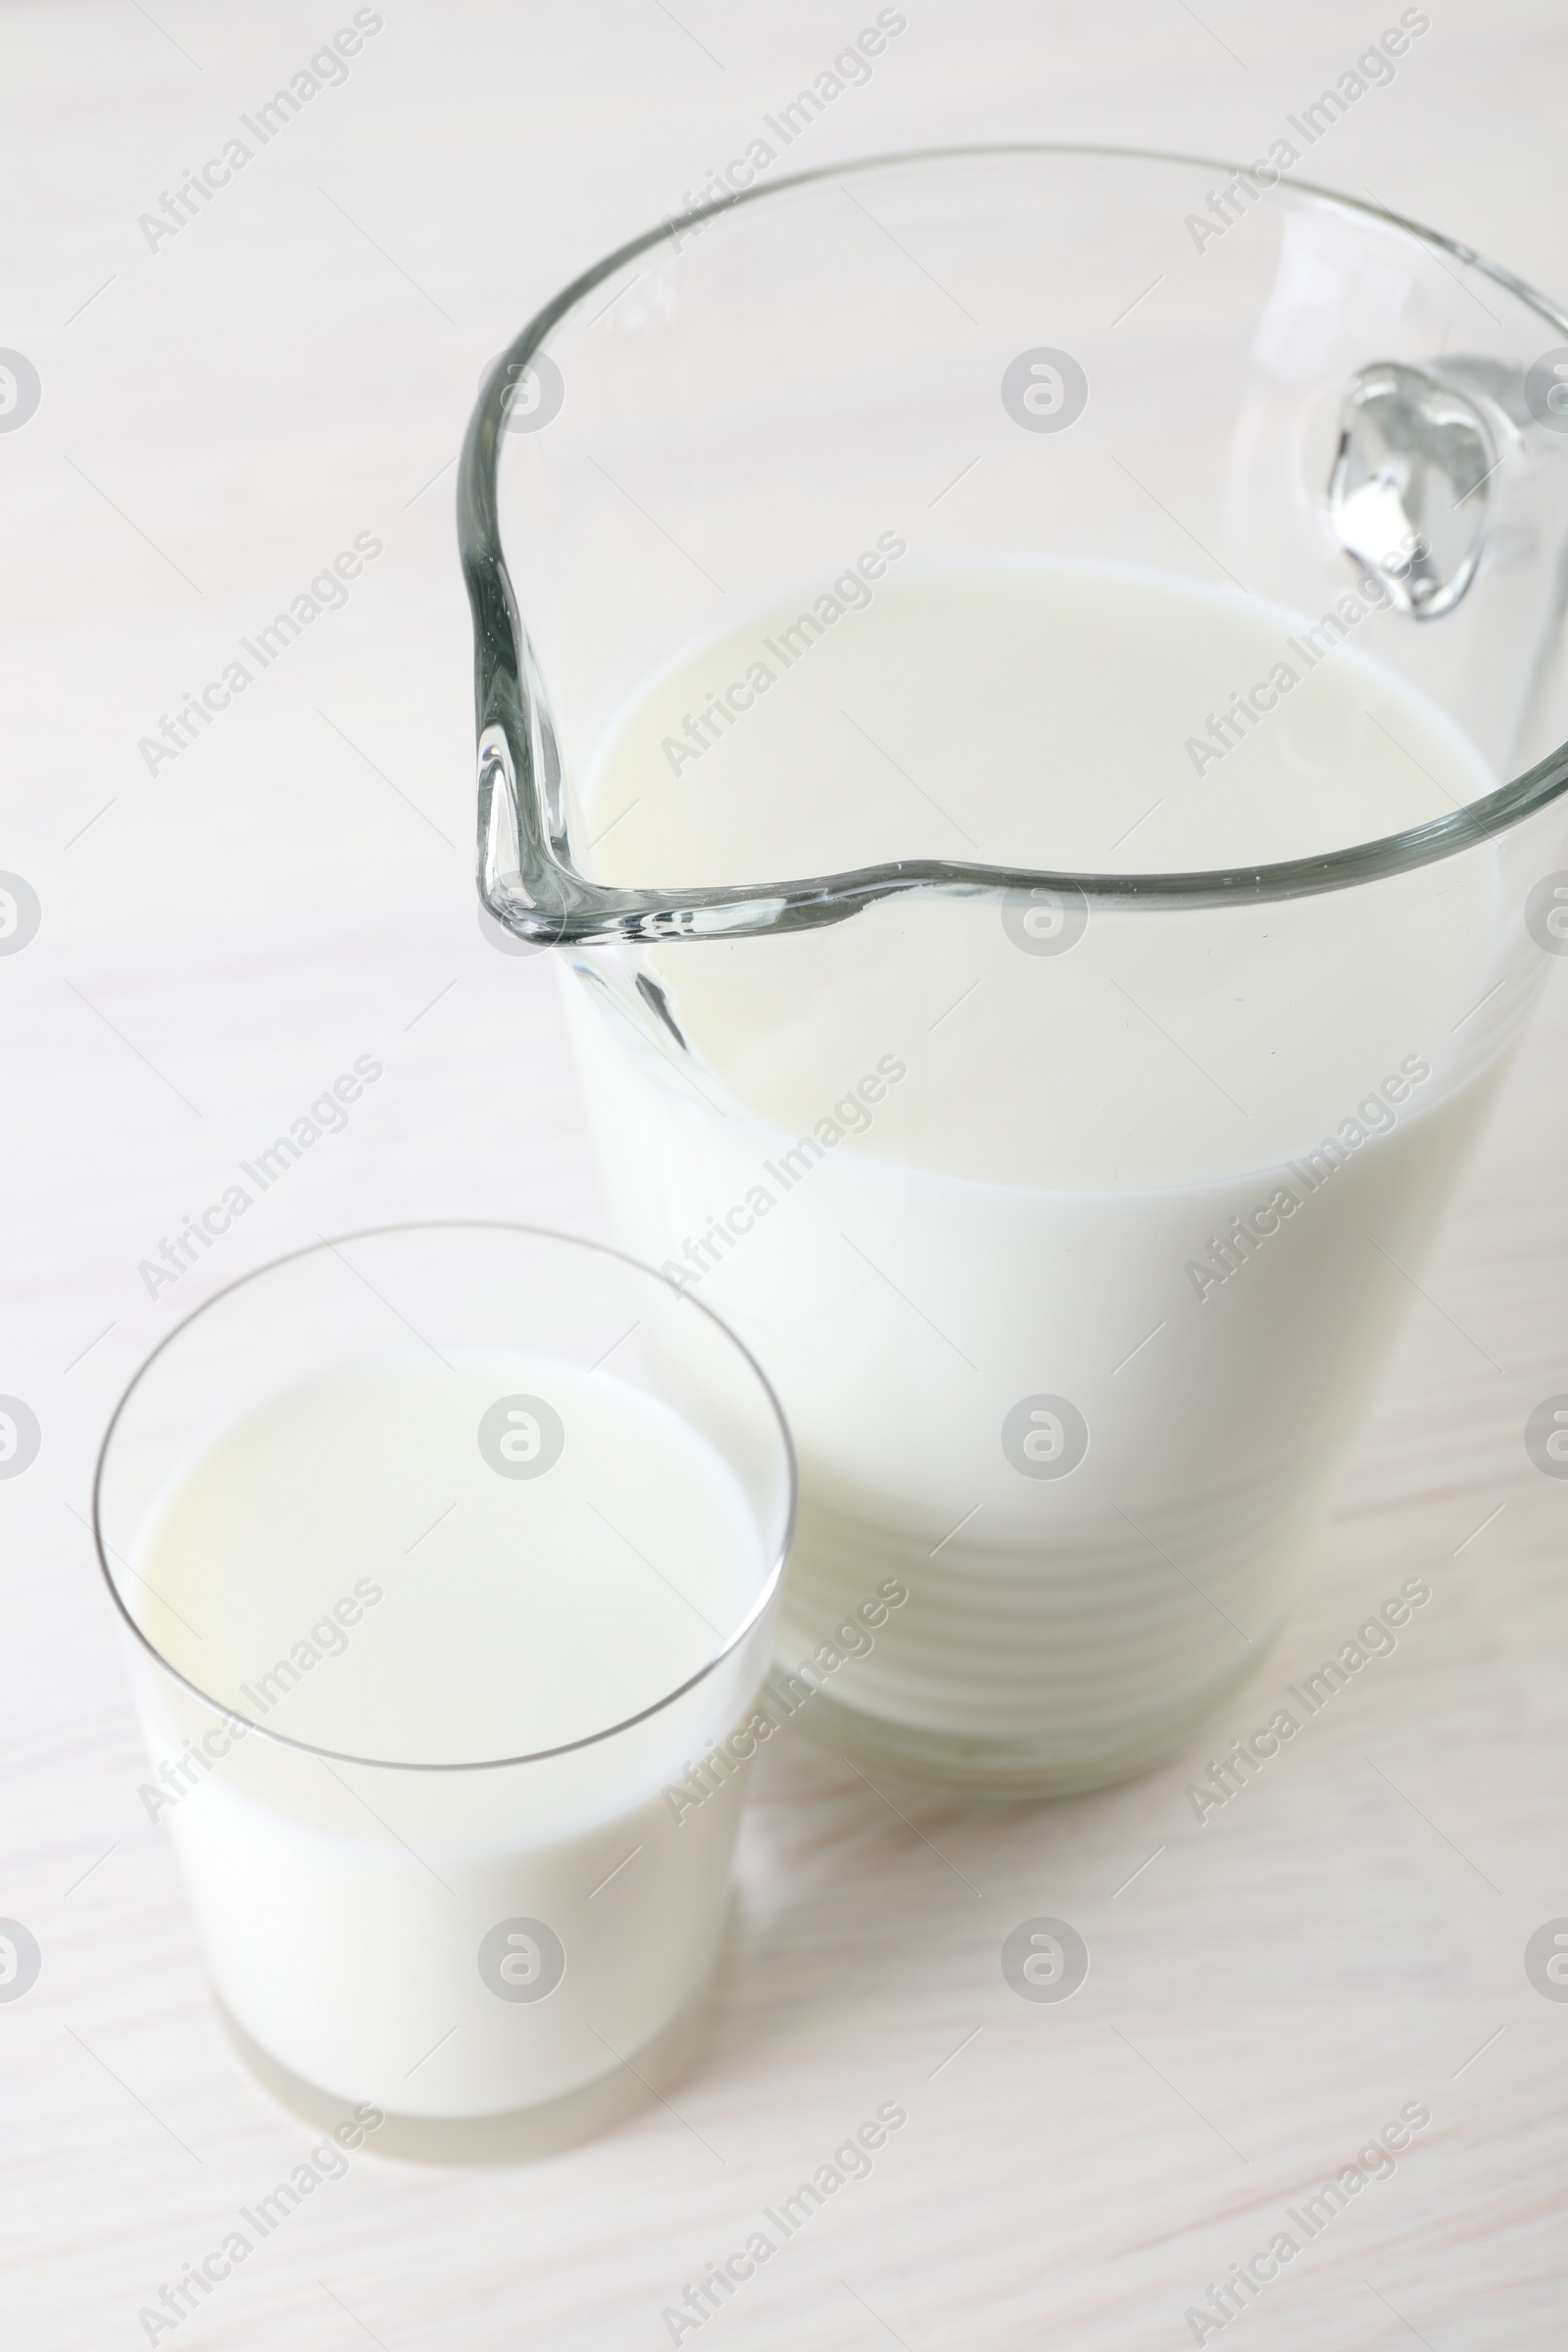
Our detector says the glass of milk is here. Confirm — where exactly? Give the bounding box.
[462,147,1568,1794]
[94,1224,794,2155]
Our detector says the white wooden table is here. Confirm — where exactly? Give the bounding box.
[4,5,1568,2345]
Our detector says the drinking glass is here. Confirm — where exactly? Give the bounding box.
[95,1224,794,2155]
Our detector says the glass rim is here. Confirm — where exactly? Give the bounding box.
[91,1219,798,1775]
[459,138,1568,947]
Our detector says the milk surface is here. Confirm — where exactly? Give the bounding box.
[568,562,1530,1782]
[140,1354,763,1764]
[129,1352,773,2116]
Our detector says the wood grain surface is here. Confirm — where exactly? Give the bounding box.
[3,5,1567,2347]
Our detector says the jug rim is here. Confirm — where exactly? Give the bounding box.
[459,140,1568,945]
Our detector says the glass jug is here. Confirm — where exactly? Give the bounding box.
[460,146,1568,1794]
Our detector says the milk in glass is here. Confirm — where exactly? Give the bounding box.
[127,1353,771,2118]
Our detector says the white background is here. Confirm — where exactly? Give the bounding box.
[3,3,1568,2347]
